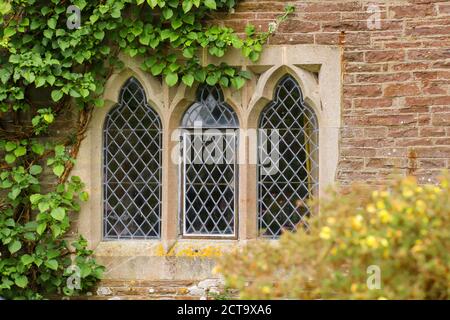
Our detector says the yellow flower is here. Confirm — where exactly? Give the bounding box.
[411,243,424,254]
[261,286,271,294]
[366,204,376,214]
[380,238,389,247]
[327,217,336,225]
[380,191,389,198]
[378,209,392,224]
[378,296,388,300]
[415,200,426,214]
[351,283,358,293]
[365,236,378,248]
[319,226,332,240]
[376,200,385,209]
[402,189,414,198]
[351,215,364,230]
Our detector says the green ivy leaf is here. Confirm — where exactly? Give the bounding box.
[38,201,50,212]
[8,240,22,254]
[182,74,195,87]
[31,143,45,156]
[36,222,47,235]
[47,17,57,29]
[50,207,66,221]
[183,47,195,59]
[151,63,165,76]
[194,69,207,82]
[171,19,183,29]
[162,8,173,20]
[206,73,220,86]
[51,224,61,238]
[21,254,34,266]
[5,141,16,152]
[51,90,63,102]
[43,113,54,123]
[147,0,158,8]
[53,164,65,177]
[183,0,193,13]
[55,145,65,156]
[45,259,58,271]
[15,275,28,288]
[165,72,178,87]
[219,76,229,87]
[29,165,43,175]
[30,194,42,204]
[94,30,105,40]
[80,191,89,202]
[5,153,16,164]
[205,0,217,9]
[14,146,27,157]
[9,187,21,200]
[231,76,246,89]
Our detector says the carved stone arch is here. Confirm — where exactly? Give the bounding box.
[168,83,243,132]
[246,64,321,129]
[103,56,164,123]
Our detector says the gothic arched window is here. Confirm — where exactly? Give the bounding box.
[180,85,239,237]
[258,75,319,238]
[103,77,162,239]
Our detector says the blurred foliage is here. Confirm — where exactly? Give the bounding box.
[217,174,450,299]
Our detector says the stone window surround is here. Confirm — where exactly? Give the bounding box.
[72,44,341,257]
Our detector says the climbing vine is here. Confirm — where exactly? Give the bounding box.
[0,0,294,299]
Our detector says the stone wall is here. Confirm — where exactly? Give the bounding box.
[218,0,450,185]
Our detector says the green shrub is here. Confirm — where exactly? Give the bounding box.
[217,175,450,299]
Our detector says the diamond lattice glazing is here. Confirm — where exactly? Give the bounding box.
[258,75,319,238]
[103,77,162,239]
[181,85,239,237]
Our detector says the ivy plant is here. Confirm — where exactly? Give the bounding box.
[0,0,294,299]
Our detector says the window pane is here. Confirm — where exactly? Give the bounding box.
[181,85,238,237]
[103,77,162,240]
[258,76,319,238]
[183,132,237,236]
[181,85,238,129]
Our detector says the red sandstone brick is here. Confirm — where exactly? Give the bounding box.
[415,147,450,159]
[365,50,405,63]
[356,73,411,83]
[384,83,421,97]
[432,113,450,126]
[390,5,435,18]
[354,98,392,108]
[344,85,382,97]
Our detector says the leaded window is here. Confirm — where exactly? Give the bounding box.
[258,75,319,238]
[180,85,239,237]
[103,77,162,239]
